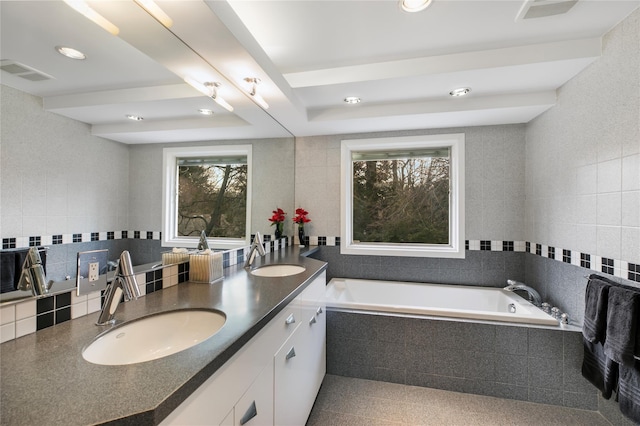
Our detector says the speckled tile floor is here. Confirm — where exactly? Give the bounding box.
[306,375,613,426]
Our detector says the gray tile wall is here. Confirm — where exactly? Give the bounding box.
[311,246,525,288]
[327,310,597,411]
[294,124,526,241]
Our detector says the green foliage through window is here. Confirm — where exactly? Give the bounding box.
[177,159,247,239]
[352,149,450,245]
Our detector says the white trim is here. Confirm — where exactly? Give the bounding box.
[340,134,465,258]
[162,145,252,249]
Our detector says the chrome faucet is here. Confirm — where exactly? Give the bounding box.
[96,250,141,325]
[17,247,52,296]
[197,230,210,251]
[244,232,266,268]
[504,279,542,307]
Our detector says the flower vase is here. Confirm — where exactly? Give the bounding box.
[298,225,305,247]
[275,223,283,240]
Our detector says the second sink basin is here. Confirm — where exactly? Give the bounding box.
[250,264,306,277]
[82,309,226,365]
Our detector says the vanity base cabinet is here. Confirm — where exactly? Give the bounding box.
[274,273,326,426]
[160,271,325,426]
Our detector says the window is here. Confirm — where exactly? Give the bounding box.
[341,134,464,258]
[162,145,252,249]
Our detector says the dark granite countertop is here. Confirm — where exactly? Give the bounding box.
[0,247,326,426]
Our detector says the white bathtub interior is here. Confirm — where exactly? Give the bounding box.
[325,278,559,326]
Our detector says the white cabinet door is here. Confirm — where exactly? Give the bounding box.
[274,325,314,426]
[274,272,327,426]
[234,363,274,426]
[220,409,234,426]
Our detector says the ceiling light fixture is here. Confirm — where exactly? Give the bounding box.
[126,114,143,121]
[244,77,269,109]
[400,0,433,13]
[134,0,173,28]
[63,1,120,35]
[198,109,214,116]
[184,77,234,112]
[56,46,86,60]
[449,87,471,97]
[344,96,361,104]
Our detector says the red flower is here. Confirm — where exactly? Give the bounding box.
[292,208,311,224]
[269,208,286,225]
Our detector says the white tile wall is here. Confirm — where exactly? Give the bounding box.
[525,7,640,266]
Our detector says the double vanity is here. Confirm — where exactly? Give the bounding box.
[0,247,327,425]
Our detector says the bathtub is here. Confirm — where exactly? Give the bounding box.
[325,278,559,326]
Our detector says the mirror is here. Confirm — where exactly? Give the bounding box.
[0,1,295,303]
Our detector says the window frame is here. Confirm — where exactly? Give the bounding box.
[162,145,252,249]
[340,134,465,258]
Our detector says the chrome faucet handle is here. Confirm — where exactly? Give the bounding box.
[197,230,210,251]
[244,232,266,268]
[17,247,51,296]
[96,250,140,325]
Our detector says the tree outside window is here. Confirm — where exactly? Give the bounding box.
[177,160,247,239]
[163,145,252,249]
[352,151,450,245]
[341,135,464,258]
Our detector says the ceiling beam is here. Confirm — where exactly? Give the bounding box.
[285,38,601,88]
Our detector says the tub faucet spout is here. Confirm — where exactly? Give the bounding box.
[244,232,266,269]
[504,280,542,307]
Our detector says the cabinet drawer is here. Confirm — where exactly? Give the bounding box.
[234,363,274,426]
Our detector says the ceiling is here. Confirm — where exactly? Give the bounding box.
[1,0,638,144]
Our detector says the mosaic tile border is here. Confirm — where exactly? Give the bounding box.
[2,231,636,283]
[302,236,639,284]
[0,236,293,343]
[2,232,290,250]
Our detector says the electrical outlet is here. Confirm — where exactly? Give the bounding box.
[89,262,99,282]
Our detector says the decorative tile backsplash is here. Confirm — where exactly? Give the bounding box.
[0,236,292,344]
[306,235,638,284]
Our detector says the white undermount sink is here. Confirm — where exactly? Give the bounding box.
[250,264,306,277]
[82,309,226,365]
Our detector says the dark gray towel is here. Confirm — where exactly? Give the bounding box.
[583,338,618,399]
[1,251,16,293]
[583,277,610,343]
[619,362,640,424]
[604,286,640,366]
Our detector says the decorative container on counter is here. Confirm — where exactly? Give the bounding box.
[189,250,224,283]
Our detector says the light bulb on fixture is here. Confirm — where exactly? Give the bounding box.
[64,0,120,35]
[56,46,86,60]
[344,96,361,104]
[184,77,234,112]
[400,0,433,13]
[134,0,173,27]
[244,77,269,109]
[449,87,471,97]
[204,82,234,112]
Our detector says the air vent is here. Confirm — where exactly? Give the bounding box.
[515,0,578,21]
[0,60,54,81]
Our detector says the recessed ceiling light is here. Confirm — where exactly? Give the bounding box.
[400,0,433,13]
[449,87,471,97]
[126,114,144,121]
[56,46,86,60]
[344,97,361,104]
[198,109,214,115]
